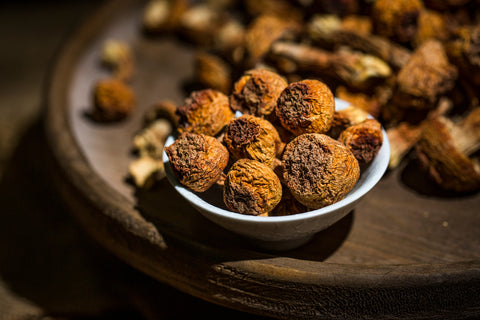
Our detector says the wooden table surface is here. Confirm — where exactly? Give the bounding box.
[0,1,269,319]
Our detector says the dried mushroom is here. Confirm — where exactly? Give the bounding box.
[270,42,391,89]
[416,108,480,192]
[229,68,288,118]
[386,122,422,169]
[276,79,335,136]
[392,40,458,112]
[282,133,360,209]
[100,39,135,81]
[223,115,282,167]
[194,51,232,94]
[165,132,229,192]
[142,0,187,33]
[92,78,135,121]
[223,159,282,216]
[372,0,423,44]
[244,14,300,68]
[177,89,234,136]
[338,119,383,166]
[328,104,369,139]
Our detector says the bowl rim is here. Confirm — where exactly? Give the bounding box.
[163,98,390,223]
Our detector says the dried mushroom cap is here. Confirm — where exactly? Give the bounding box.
[282,133,360,209]
[230,68,288,118]
[244,14,300,68]
[142,0,187,33]
[165,132,229,192]
[194,52,232,94]
[93,78,135,121]
[416,108,480,192]
[393,40,457,111]
[338,119,383,166]
[223,159,282,216]
[372,0,423,44]
[177,89,234,136]
[276,79,335,136]
[328,104,369,139]
[223,115,282,167]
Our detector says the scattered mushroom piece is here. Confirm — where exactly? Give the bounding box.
[230,68,288,118]
[177,89,234,136]
[194,51,232,94]
[269,42,391,89]
[392,40,458,112]
[338,119,383,166]
[129,156,163,189]
[308,14,411,69]
[134,119,172,159]
[282,133,360,209]
[372,0,423,44]
[92,78,136,122]
[244,14,301,68]
[223,159,282,216]
[100,39,135,81]
[142,0,188,33]
[386,122,422,169]
[415,108,480,192]
[223,115,282,168]
[165,132,229,192]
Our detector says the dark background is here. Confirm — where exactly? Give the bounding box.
[0,1,269,319]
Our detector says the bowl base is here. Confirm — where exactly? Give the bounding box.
[249,235,314,251]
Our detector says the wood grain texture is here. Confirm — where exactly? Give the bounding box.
[45,0,480,318]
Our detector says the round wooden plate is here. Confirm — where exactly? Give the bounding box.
[45,0,480,318]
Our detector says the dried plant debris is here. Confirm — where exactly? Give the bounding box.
[177,88,234,136]
[282,133,360,209]
[223,159,282,216]
[165,132,229,192]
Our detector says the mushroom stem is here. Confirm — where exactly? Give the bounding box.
[453,107,480,156]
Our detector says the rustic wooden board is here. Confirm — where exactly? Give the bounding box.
[45,0,480,318]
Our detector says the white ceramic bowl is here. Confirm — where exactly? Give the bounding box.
[163,99,390,250]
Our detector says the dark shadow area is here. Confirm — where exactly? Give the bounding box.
[135,176,353,262]
[400,155,479,198]
[0,117,274,319]
[281,211,354,261]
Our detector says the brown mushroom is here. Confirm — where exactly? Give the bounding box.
[223,159,282,216]
[415,107,480,192]
[372,0,423,44]
[223,115,282,168]
[275,79,335,136]
[92,78,135,122]
[194,51,232,94]
[392,40,458,112]
[229,68,288,118]
[177,89,234,136]
[282,133,360,209]
[165,132,229,192]
[338,119,383,166]
[327,104,369,139]
[386,122,422,170]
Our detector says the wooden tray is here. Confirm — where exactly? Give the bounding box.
[45,0,480,318]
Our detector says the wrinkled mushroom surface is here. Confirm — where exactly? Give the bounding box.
[282,133,360,208]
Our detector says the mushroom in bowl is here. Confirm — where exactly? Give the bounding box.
[163,98,390,250]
